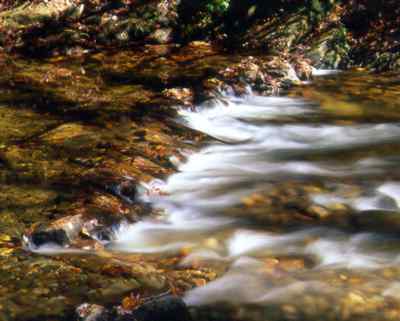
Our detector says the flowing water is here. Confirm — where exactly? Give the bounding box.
[26,70,400,320]
[108,71,400,320]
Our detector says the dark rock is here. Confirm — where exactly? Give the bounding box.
[26,214,84,248]
[352,210,400,233]
[30,228,69,247]
[128,295,192,321]
[77,295,191,321]
[105,178,137,204]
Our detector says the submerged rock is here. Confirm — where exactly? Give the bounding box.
[0,105,59,143]
[40,123,101,150]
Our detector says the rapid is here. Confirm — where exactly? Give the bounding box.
[107,71,400,319]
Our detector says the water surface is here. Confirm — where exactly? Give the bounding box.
[109,72,400,320]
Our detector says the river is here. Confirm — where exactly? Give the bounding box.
[91,71,400,320]
[22,69,400,320]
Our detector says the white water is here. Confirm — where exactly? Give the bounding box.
[105,89,400,307]
[26,82,400,312]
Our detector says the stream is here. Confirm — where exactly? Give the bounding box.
[103,72,400,319]
[23,70,400,320]
[1,0,400,318]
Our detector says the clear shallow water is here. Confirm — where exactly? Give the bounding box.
[106,76,400,318]
[26,73,400,319]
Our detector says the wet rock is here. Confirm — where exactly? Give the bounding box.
[201,78,225,98]
[24,193,135,248]
[30,229,69,247]
[293,59,313,80]
[212,55,302,95]
[26,214,83,247]
[84,168,138,203]
[105,178,137,205]
[162,88,194,107]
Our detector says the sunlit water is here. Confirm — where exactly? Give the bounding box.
[30,73,400,319]
[97,73,400,318]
